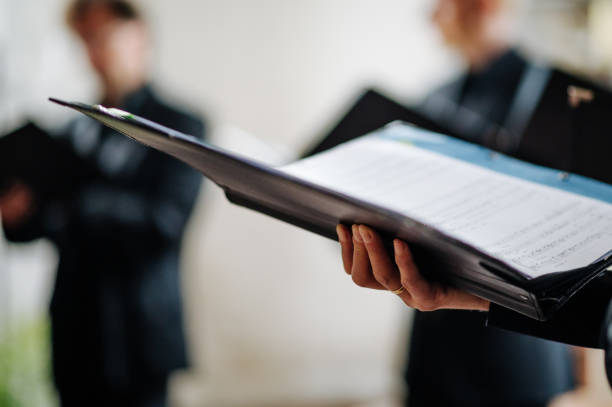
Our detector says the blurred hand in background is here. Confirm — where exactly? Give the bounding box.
[0,181,34,229]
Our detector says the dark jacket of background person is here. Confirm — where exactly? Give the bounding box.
[4,85,204,406]
[420,50,526,144]
[405,50,576,407]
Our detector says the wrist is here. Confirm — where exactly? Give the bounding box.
[478,299,491,312]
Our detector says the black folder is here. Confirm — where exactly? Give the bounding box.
[50,98,612,321]
[302,88,457,157]
[516,68,612,185]
[0,122,94,201]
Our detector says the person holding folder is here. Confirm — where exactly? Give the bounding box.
[403,0,576,405]
[334,0,612,401]
[0,1,204,406]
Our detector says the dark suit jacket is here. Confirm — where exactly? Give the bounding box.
[4,85,204,392]
[406,51,576,407]
[419,50,527,145]
[435,54,612,390]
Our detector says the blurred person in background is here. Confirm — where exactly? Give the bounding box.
[304,0,586,405]
[406,0,579,406]
[420,0,529,141]
[0,1,204,406]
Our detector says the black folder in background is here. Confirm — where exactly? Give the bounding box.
[0,122,93,201]
[302,89,457,157]
[568,84,612,185]
[49,98,612,321]
[516,68,612,185]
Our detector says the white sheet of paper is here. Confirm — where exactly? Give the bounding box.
[281,137,612,278]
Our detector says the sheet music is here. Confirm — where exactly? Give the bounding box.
[282,136,612,278]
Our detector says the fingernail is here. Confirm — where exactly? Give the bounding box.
[359,225,372,243]
[336,225,347,242]
[352,225,362,242]
[394,239,404,254]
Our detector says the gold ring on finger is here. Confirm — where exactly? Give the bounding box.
[391,286,405,295]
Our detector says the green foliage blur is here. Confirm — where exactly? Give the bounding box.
[0,319,57,407]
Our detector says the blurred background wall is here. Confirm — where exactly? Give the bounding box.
[1,1,612,406]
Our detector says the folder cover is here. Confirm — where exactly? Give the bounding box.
[0,122,94,201]
[49,98,612,321]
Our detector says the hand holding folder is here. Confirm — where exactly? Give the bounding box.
[50,98,612,321]
[0,180,36,229]
[337,223,491,312]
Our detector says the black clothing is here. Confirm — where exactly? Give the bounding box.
[420,50,528,145]
[57,373,168,407]
[607,299,612,387]
[458,57,612,389]
[406,309,574,407]
[406,50,576,407]
[488,272,612,349]
[488,271,612,387]
[3,86,204,407]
